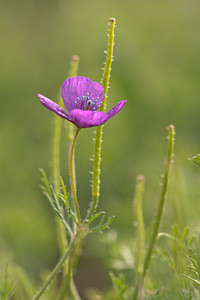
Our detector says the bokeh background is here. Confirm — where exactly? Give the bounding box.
[1,0,200,297]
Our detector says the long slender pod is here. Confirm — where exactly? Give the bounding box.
[88,18,116,219]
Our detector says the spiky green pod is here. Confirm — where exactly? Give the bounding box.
[88,18,116,219]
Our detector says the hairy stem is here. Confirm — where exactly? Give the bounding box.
[133,125,175,299]
[87,17,116,219]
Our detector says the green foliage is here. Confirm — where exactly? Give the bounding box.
[110,273,131,300]
[0,267,15,300]
[40,168,114,239]
[40,169,74,236]
[184,235,200,290]
[190,154,200,168]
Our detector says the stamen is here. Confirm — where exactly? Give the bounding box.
[77,92,101,111]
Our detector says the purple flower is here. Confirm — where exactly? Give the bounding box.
[37,76,127,128]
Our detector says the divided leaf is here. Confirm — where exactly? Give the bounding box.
[190,154,200,167]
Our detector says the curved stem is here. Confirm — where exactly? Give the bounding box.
[132,125,175,300]
[69,128,81,226]
[142,125,175,280]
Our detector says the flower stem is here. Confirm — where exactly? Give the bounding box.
[133,125,175,299]
[87,17,116,219]
[69,128,81,226]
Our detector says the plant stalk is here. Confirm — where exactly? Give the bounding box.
[32,232,81,300]
[132,175,145,300]
[53,55,80,258]
[133,125,175,299]
[69,128,81,226]
[87,17,116,219]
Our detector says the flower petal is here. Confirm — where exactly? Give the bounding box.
[70,109,108,128]
[62,77,104,113]
[106,100,127,119]
[37,94,72,122]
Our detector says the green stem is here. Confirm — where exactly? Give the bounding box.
[100,17,116,112]
[57,56,80,299]
[53,91,68,273]
[132,175,145,300]
[133,125,175,299]
[53,54,80,193]
[57,225,85,300]
[87,17,116,219]
[32,233,80,300]
[52,91,63,194]
[69,128,81,226]
[67,55,80,144]
[53,55,80,261]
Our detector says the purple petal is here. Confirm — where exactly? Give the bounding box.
[62,77,104,113]
[70,109,108,128]
[107,100,127,119]
[37,94,72,122]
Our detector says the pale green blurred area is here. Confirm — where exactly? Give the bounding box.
[1,0,200,290]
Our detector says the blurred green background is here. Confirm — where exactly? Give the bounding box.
[1,0,200,296]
